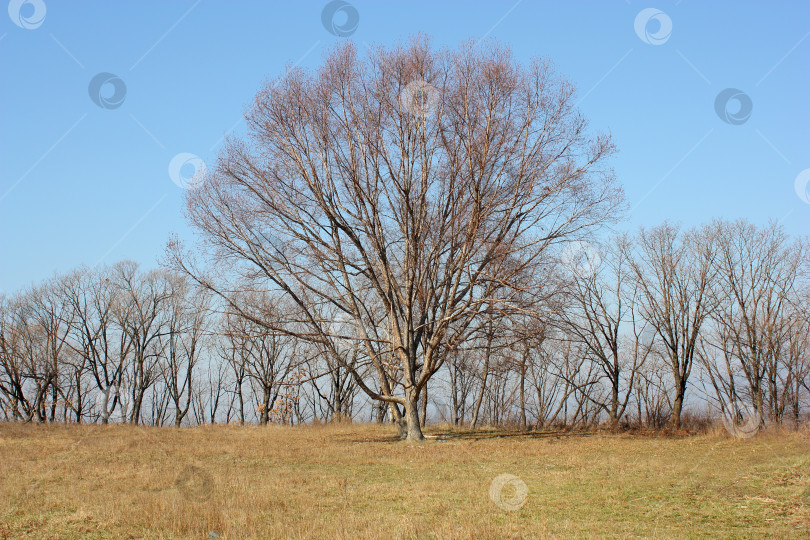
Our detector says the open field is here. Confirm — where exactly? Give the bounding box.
[1,424,809,539]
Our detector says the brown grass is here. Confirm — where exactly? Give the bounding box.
[1,422,808,539]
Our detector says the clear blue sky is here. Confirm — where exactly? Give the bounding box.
[1,0,808,294]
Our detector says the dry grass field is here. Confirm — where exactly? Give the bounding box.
[1,423,809,539]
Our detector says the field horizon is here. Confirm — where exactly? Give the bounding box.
[1,422,809,539]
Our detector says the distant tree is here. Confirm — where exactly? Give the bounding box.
[628,224,717,430]
[162,275,212,427]
[221,296,300,426]
[701,220,808,425]
[114,262,173,425]
[59,266,132,424]
[559,236,652,428]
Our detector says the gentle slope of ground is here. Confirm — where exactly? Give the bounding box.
[1,423,808,538]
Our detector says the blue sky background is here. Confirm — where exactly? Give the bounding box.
[1,0,808,294]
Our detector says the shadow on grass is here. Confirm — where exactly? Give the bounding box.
[344,427,599,444]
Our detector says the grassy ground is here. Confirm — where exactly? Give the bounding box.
[0,423,808,539]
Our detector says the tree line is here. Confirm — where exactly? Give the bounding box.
[1,219,806,434]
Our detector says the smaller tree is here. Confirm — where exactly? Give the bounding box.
[560,236,652,428]
[628,223,717,429]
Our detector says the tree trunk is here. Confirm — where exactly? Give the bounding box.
[376,400,387,424]
[402,388,424,441]
[131,396,142,425]
[260,389,271,425]
[238,383,245,425]
[755,387,765,425]
[519,358,527,429]
[49,384,58,422]
[472,332,493,428]
[672,391,684,429]
[419,384,428,427]
[450,368,461,425]
[793,377,801,429]
[610,380,620,429]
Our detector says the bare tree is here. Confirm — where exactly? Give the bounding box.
[0,281,74,423]
[162,276,212,427]
[783,294,810,427]
[632,355,672,428]
[172,37,622,439]
[220,317,248,424]
[470,316,506,428]
[628,224,716,429]
[559,237,652,428]
[114,262,172,425]
[525,333,568,428]
[223,296,300,426]
[59,267,132,423]
[0,295,33,421]
[191,356,227,425]
[306,344,360,423]
[445,345,476,425]
[702,220,807,426]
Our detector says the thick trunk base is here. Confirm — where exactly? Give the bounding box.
[401,391,424,441]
